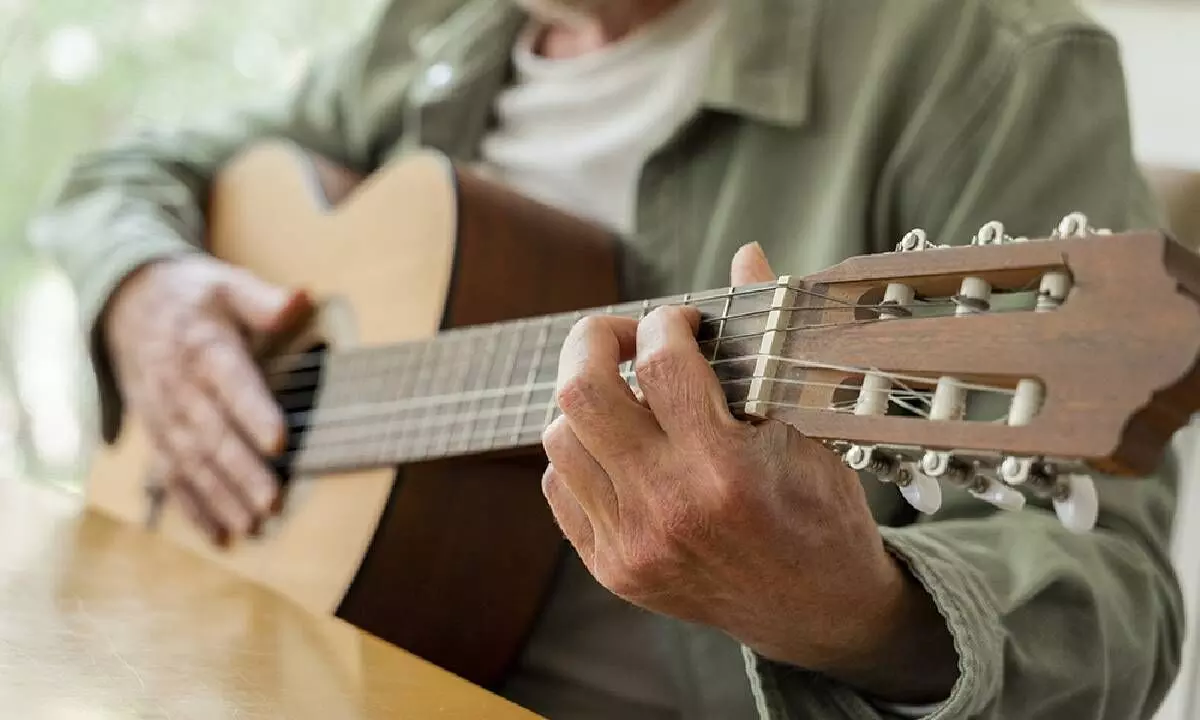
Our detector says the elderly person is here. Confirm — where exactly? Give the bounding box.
[32,0,1184,718]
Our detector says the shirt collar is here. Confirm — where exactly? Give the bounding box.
[490,0,818,128]
[700,0,818,127]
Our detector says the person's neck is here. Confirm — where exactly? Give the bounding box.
[534,0,683,59]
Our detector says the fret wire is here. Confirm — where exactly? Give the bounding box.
[456,325,501,454]
[394,337,436,462]
[549,311,585,429]
[481,320,524,452]
[366,342,419,467]
[348,340,408,463]
[432,330,477,457]
[620,299,652,394]
[710,285,736,362]
[512,315,553,445]
[411,336,445,458]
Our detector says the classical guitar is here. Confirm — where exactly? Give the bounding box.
[84,140,1200,688]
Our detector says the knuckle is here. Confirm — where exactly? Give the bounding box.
[634,346,684,385]
[646,304,690,327]
[614,538,670,597]
[555,372,601,415]
[185,466,219,497]
[571,314,607,339]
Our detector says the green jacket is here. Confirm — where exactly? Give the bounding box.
[31,0,1186,718]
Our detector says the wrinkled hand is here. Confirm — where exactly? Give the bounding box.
[541,243,957,702]
[104,255,310,546]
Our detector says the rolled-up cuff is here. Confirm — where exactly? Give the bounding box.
[744,526,1005,719]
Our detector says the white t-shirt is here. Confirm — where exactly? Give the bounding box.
[481,0,724,237]
[480,2,938,717]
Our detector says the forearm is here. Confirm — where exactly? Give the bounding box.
[749,464,1185,720]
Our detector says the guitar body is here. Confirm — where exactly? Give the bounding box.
[83,141,620,687]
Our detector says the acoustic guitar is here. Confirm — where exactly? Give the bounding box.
[84,140,1200,688]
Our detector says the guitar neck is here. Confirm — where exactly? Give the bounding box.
[286,282,781,474]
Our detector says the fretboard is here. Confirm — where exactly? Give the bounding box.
[287,281,783,474]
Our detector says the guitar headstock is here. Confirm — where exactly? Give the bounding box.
[735,214,1200,532]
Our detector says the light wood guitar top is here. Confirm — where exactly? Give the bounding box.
[0,473,540,720]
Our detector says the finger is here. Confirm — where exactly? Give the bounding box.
[179,381,279,519]
[730,242,777,286]
[194,326,287,457]
[161,420,255,542]
[542,464,596,564]
[556,316,663,465]
[635,305,734,440]
[217,267,312,335]
[170,470,229,547]
[542,414,619,531]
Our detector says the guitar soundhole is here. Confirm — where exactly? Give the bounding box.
[269,342,329,489]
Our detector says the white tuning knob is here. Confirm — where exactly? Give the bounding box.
[1053,474,1099,533]
[899,468,943,515]
[970,476,1027,512]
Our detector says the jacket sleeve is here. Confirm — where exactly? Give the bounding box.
[748,25,1187,720]
[28,0,454,444]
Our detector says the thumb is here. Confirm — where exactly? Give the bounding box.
[218,268,312,334]
[731,242,777,286]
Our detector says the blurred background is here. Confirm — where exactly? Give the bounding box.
[0,0,385,491]
[0,0,1197,716]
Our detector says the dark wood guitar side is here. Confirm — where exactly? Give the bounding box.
[329,158,621,686]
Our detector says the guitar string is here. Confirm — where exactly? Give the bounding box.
[285,386,1015,469]
[278,352,1018,429]
[262,297,1040,394]
[258,285,1043,377]
[284,358,1021,466]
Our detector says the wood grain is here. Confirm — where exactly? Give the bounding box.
[0,475,541,720]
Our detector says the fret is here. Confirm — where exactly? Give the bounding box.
[454,326,501,455]
[412,336,451,458]
[425,331,472,458]
[296,281,791,474]
[542,311,584,431]
[395,338,438,462]
[479,321,524,452]
[709,286,736,361]
[512,316,553,445]
[623,299,653,394]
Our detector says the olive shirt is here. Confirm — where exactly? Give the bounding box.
[30,0,1187,718]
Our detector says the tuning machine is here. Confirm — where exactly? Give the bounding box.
[844,445,942,514]
[1052,212,1112,239]
[999,458,1098,533]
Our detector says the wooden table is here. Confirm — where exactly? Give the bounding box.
[0,475,540,719]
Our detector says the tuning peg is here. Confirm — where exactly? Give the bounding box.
[969,475,1028,513]
[898,465,943,515]
[1053,474,1099,533]
[1055,212,1091,238]
[973,221,1009,245]
[897,229,929,252]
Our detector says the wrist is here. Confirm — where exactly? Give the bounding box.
[754,551,960,706]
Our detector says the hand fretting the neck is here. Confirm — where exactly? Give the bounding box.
[292,282,782,474]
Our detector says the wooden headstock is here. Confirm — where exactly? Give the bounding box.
[742,215,1200,530]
